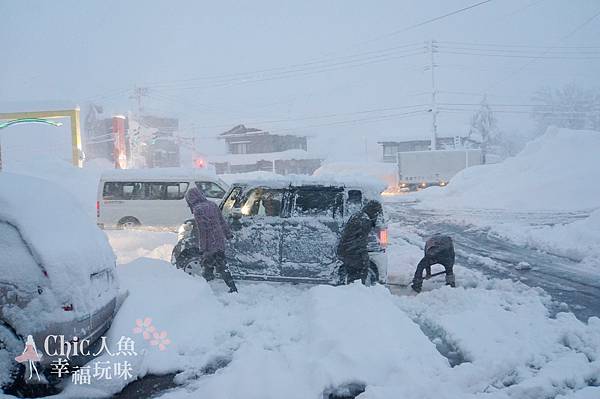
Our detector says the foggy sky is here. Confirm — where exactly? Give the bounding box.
[1,0,599,161]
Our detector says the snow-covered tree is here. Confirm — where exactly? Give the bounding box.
[467,96,498,156]
[532,83,600,134]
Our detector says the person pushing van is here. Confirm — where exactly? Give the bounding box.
[337,200,383,284]
[184,187,238,293]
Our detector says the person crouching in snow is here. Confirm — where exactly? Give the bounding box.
[337,200,383,284]
[411,234,455,293]
[185,187,238,293]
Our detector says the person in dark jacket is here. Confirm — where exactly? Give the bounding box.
[337,200,383,284]
[185,187,238,293]
[411,234,455,293]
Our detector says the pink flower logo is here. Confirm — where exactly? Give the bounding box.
[133,317,156,340]
[149,331,171,351]
[132,317,171,351]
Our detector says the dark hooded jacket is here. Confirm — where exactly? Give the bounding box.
[337,200,382,258]
[185,187,232,255]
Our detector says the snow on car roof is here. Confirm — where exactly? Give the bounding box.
[228,173,387,198]
[0,172,117,313]
[100,167,220,181]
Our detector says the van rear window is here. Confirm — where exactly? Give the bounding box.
[103,182,189,200]
[292,187,343,218]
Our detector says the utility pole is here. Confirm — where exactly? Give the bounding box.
[128,86,149,168]
[130,86,149,117]
[428,40,438,150]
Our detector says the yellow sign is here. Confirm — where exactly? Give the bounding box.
[0,108,82,167]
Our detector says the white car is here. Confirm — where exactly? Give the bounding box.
[97,168,229,229]
[0,173,121,390]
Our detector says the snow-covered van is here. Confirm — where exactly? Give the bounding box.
[97,168,229,229]
[171,177,388,285]
[0,173,121,389]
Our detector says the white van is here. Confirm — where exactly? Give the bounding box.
[97,169,229,229]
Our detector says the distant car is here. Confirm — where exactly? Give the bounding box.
[97,168,229,229]
[171,179,388,285]
[0,173,122,390]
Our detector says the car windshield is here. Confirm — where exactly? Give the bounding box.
[240,188,284,217]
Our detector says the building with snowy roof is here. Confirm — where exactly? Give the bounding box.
[211,125,321,175]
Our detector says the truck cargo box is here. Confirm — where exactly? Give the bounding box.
[398,149,482,190]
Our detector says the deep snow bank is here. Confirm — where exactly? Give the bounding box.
[417,127,600,211]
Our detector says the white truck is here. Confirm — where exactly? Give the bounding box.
[397,149,482,191]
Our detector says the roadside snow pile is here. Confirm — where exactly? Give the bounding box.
[105,230,178,264]
[493,209,600,269]
[418,127,600,211]
[396,283,600,399]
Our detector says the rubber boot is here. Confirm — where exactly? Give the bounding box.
[222,271,238,293]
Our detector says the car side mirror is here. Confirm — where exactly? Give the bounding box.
[230,208,242,219]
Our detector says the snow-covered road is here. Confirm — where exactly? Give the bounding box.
[385,202,600,321]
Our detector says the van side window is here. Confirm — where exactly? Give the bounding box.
[103,182,188,200]
[195,181,226,199]
[292,188,343,218]
[146,183,165,200]
[103,182,143,200]
[241,188,284,217]
[165,182,189,200]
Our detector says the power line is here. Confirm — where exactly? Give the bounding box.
[130,2,495,92]
[188,103,430,131]
[438,50,600,60]
[147,50,427,91]
[438,40,600,50]
[264,109,428,134]
[144,43,424,88]
[355,0,494,46]
[484,7,600,92]
[437,45,600,55]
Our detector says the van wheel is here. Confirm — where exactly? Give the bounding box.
[365,262,380,286]
[117,217,141,229]
[176,249,203,276]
